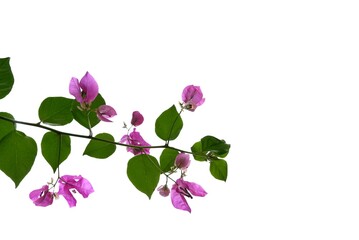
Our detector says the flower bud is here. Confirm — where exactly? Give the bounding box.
[175,153,191,170]
[157,185,170,197]
[131,111,144,126]
[181,85,205,112]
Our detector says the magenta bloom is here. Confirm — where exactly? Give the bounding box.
[96,105,117,122]
[69,71,99,105]
[120,128,151,155]
[182,85,205,111]
[171,178,207,213]
[58,175,94,207]
[175,153,191,170]
[131,111,144,126]
[29,185,54,207]
[157,185,170,197]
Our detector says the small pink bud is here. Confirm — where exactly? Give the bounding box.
[157,185,170,197]
[131,111,144,126]
[175,153,191,170]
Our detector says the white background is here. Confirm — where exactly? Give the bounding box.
[1,0,359,239]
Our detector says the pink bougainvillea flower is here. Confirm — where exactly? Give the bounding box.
[29,185,54,207]
[131,111,144,126]
[157,185,170,197]
[58,175,94,207]
[69,71,99,106]
[175,153,191,171]
[96,105,117,122]
[120,128,151,155]
[181,85,205,112]
[171,178,207,213]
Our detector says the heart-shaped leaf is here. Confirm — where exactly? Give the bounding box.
[0,131,37,187]
[127,154,161,199]
[155,105,183,141]
[41,131,71,172]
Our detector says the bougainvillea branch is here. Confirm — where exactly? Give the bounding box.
[0,57,230,213]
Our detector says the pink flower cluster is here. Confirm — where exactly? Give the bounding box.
[120,128,151,155]
[69,71,117,122]
[70,72,152,155]
[29,175,94,207]
[157,153,207,213]
[120,111,151,155]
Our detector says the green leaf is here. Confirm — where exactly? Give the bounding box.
[38,97,74,125]
[0,131,37,187]
[0,112,15,141]
[72,93,105,129]
[127,154,161,199]
[201,135,231,158]
[41,132,71,173]
[191,136,231,162]
[191,141,207,161]
[159,148,178,172]
[83,133,116,159]
[0,57,14,99]
[155,105,183,141]
[210,159,228,181]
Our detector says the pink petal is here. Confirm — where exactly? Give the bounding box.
[69,77,83,103]
[171,185,191,213]
[97,105,117,122]
[184,180,207,197]
[120,134,129,144]
[59,188,77,207]
[29,185,54,207]
[29,186,45,201]
[196,97,205,107]
[74,176,94,198]
[34,191,54,207]
[79,72,99,103]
